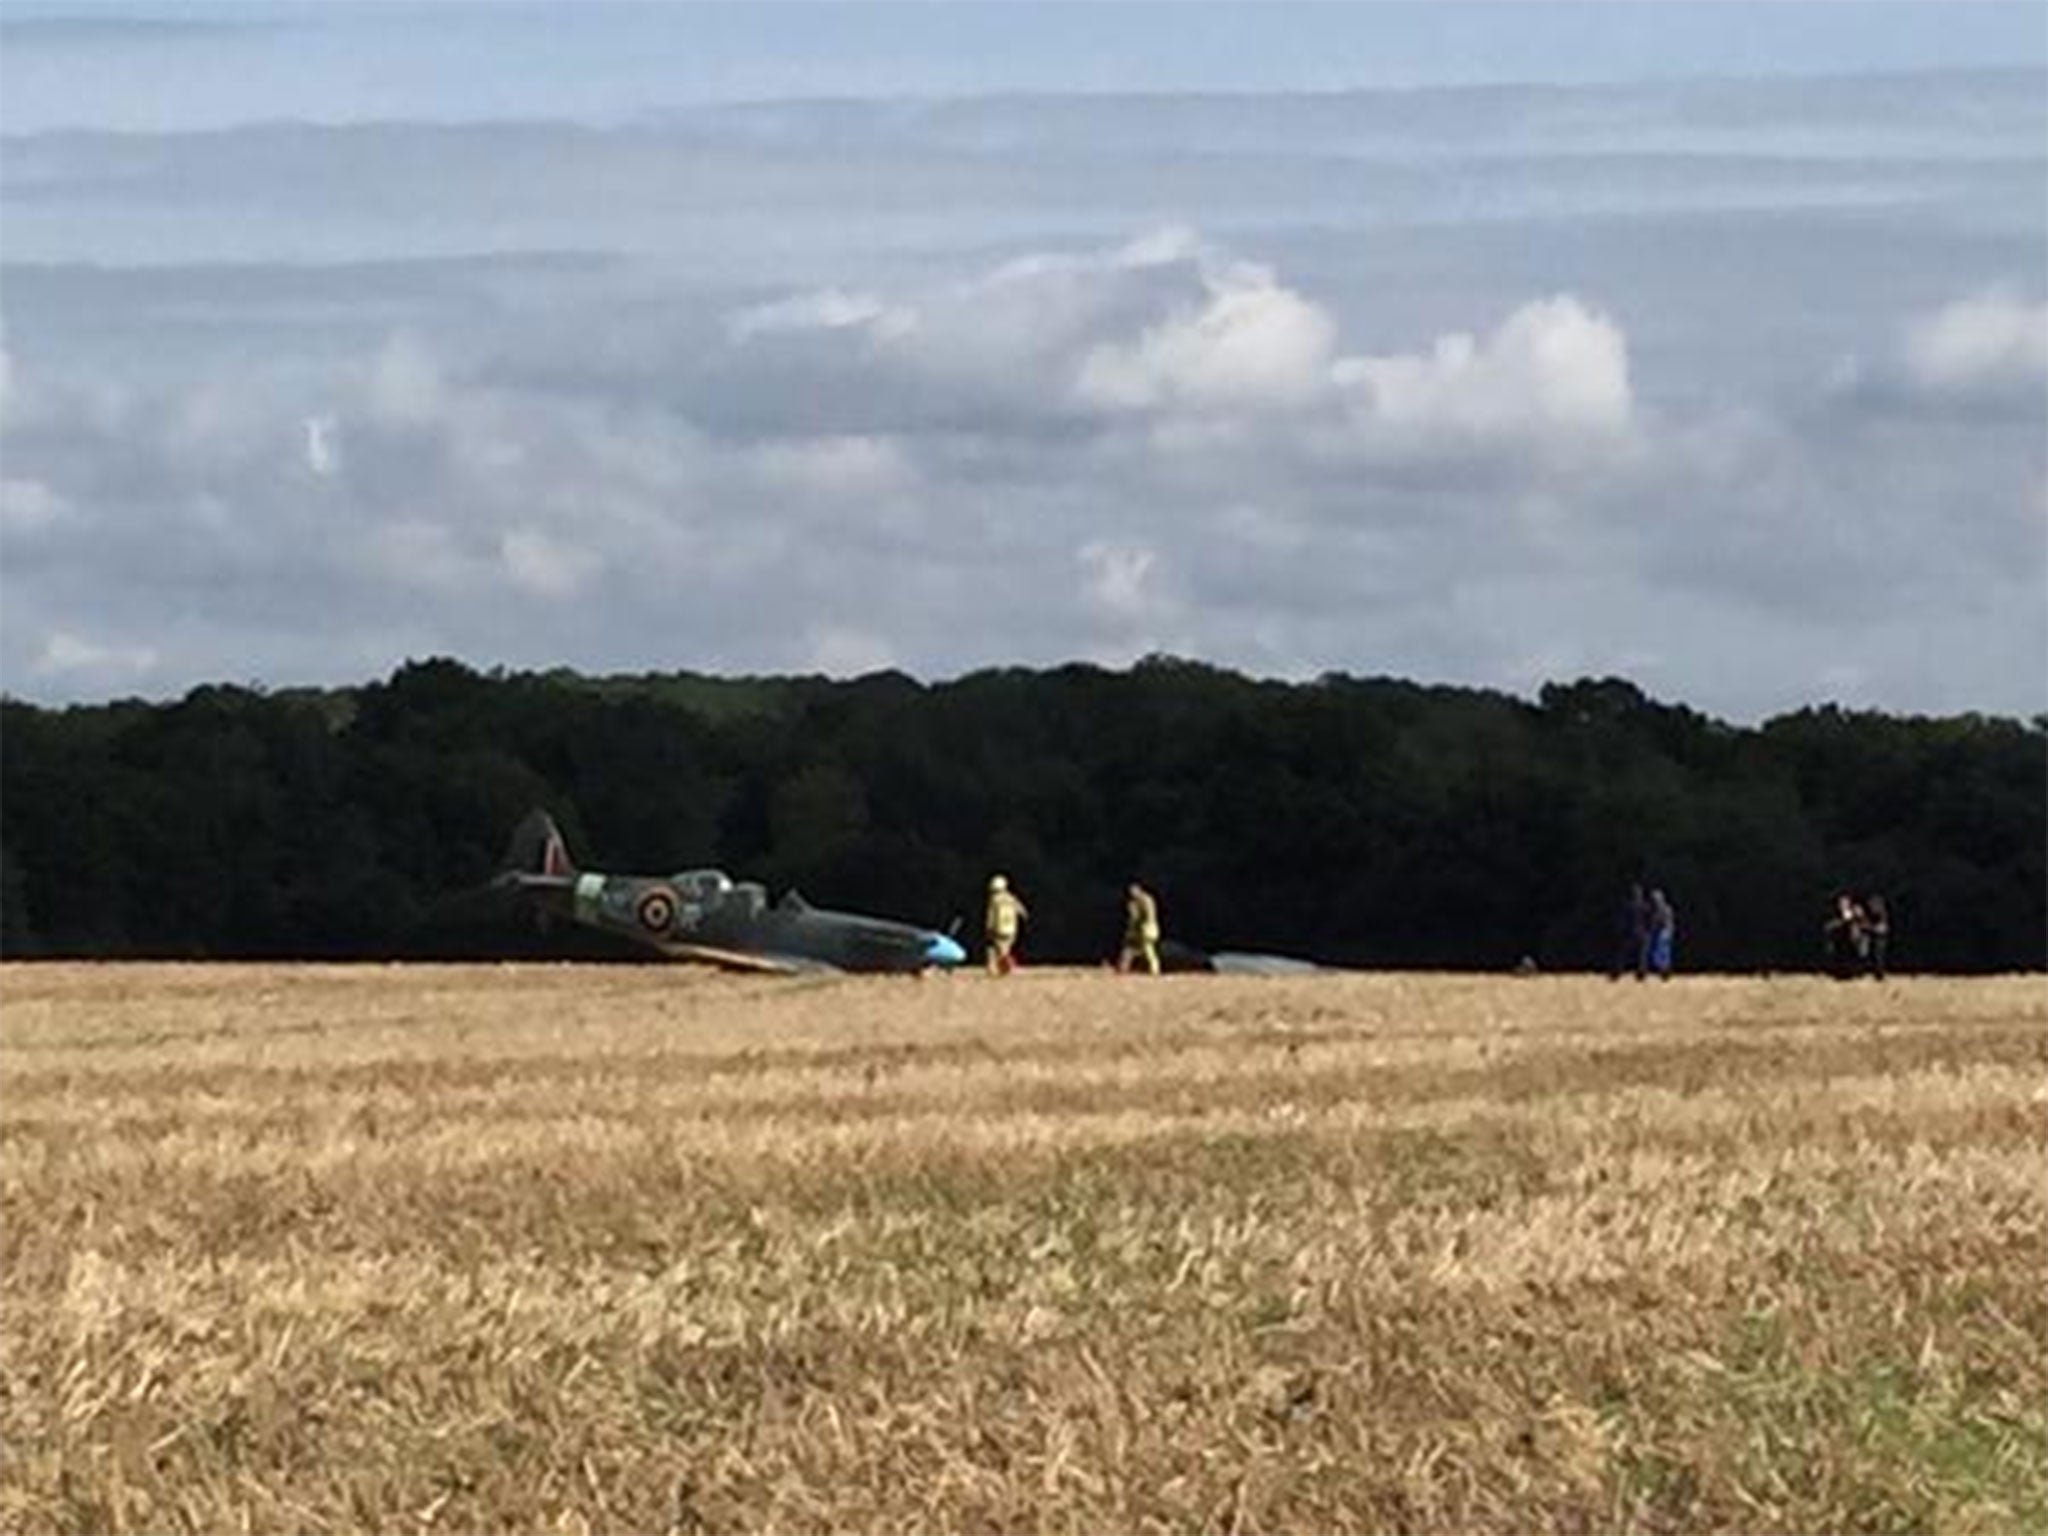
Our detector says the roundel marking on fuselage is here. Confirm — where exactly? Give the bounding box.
[636,886,679,933]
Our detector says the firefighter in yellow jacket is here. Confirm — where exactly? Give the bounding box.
[1119,882,1162,975]
[984,874,1028,976]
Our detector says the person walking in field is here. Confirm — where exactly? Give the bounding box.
[984,874,1028,976]
[1861,891,1891,979]
[1612,882,1653,980]
[1825,891,1869,978]
[1118,881,1162,975]
[1647,888,1677,979]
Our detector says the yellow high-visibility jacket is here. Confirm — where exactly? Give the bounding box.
[1125,888,1160,943]
[986,891,1027,941]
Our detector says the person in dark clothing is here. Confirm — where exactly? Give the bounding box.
[1647,888,1677,979]
[1861,892,1891,979]
[1824,891,1868,979]
[1612,883,1653,981]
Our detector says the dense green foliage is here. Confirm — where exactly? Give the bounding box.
[2,658,2041,971]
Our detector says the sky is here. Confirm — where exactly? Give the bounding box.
[1,3,2043,719]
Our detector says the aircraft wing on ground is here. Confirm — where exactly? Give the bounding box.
[1159,938,1333,974]
[642,938,840,975]
[1207,951,1331,976]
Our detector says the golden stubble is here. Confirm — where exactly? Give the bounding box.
[3,964,2043,1533]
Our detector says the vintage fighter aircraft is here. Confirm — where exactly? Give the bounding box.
[490,809,967,974]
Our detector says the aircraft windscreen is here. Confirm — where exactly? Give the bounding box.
[671,870,733,900]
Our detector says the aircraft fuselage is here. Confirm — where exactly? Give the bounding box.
[520,867,964,973]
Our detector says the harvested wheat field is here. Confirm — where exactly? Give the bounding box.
[2,964,2043,1534]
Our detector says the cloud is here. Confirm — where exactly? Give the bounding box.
[3,65,2042,724]
[709,229,1223,436]
[727,289,916,344]
[0,477,68,535]
[755,434,915,502]
[805,624,898,676]
[29,630,159,686]
[1333,295,1635,446]
[956,229,1636,464]
[302,415,339,477]
[1829,288,2048,410]
[359,521,472,592]
[715,230,1636,479]
[1902,290,2048,393]
[500,529,601,600]
[3,230,2030,718]
[1077,539,1165,622]
[365,332,447,427]
[1076,258,1336,412]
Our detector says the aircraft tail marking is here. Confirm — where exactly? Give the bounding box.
[503,809,575,879]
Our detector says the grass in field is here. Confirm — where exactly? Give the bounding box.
[2,965,2043,1532]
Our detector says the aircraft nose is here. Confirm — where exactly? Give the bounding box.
[924,933,967,967]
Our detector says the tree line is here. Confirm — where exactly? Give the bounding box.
[2,657,2041,972]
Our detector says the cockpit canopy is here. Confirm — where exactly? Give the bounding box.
[670,869,733,900]
[664,869,770,919]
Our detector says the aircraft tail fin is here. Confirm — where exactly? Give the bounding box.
[503,808,575,878]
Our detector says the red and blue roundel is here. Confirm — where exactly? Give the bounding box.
[635,886,678,933]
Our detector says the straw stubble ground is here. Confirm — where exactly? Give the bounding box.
[2,963,2043,1533]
